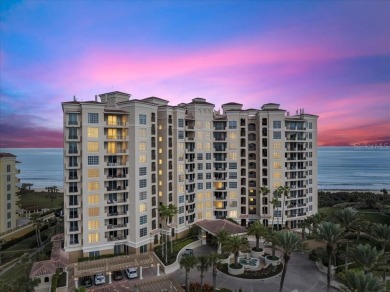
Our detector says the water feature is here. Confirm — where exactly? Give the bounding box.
[238,256,260,269]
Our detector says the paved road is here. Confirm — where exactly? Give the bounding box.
[171,245,337,292]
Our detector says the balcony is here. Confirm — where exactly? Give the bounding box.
[67,120,80,126]
[68,227,79,233]
[106,121,127,127]
[106,211,128,217]
[107,235,127,242]
[106,162,127,167]
[106,149,128,155]
[106,223,127,230]
[106,135,127,140]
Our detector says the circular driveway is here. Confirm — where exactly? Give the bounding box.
[171,245,338,292]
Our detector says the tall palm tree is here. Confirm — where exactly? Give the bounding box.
[264,229,278,257]
[247,221,267,251]
[270,196,280,231]
[197,256,210,291]
[259,186,270,223]
[224,235,250,266]
[315,221,345,292]
[370,223,390,252]
[180,255,198,292]
[167,204,178,253]
[208,252,220,289]
[30,214,43,247]
[214,229,230,255]
[340,270,382,292]
[274,230,305,292]
[278,185,290,228]
[348,243,383,274]
[158,204,169,261]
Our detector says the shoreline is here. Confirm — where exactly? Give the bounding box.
[319,189,384,194]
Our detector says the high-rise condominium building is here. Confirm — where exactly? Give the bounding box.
[62,91,318,260]
[0,153,20,233]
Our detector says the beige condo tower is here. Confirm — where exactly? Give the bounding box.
[62,92,318,261]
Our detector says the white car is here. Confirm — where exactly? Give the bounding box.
[94,273,106,285]
[125,267,138,279]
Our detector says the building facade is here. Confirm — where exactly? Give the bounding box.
[62,92,318,260]
[0,153,20,233]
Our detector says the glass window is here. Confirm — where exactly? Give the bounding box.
[139,114,147,124]
[139,155,147,163]
[273,131,282,139]
[139,179,147,188]
[229,172,237,179]
[69,156,78,167]
[88,220,99,230]
[197,153,203,160]
[69,142,78,154]
[88,207,99,217]
[228,153,237,160]
[88,169,99,178]
[179,206,184,214]
[6,165,11,172]
[7,193,11,200]
[140,215,147,225]
[206,182,212,189]
[229,121,237,129]
[88,156,99,165]
[273,121,281,128]
[179,196,184,203]
[228,132,237,139]
[139,191,147,200]
[178,131,184,139]
[179,217,184,224]
[229,182,237,188]
[88,142,99,152]
[206,173,211,179]
[140,227,147,237]
[197,163,203,170]
[139,203,147,212]
[178,119,184,127]
[198,183,203,189]
[69,113,78,125]
[273,152,282,159]
[139,142,147,151]
[229,163,237,169]
[273,142,282,149]
[139,167,147,176]
[88,195,99,204]
[273,162,282,169]
[88,181,99,191]
[88,233,99,243]
[88,127,98,138]
[206,163,211,170]
[88,113,99,124]
[139,128,147,137]
[206,153,211,160]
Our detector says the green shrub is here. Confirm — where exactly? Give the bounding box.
[77,252,126,262]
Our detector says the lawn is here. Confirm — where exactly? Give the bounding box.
[20,192,63,210]
[319,208,390,225]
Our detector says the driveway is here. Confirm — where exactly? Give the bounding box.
[172,245,338,292]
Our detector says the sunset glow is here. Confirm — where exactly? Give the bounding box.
[1,1,389,147]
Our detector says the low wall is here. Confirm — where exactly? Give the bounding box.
[162,239,202,274]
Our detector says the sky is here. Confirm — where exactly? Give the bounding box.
[0,0,389,147]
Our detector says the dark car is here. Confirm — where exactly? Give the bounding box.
[80,276,92,287]
[112,270,123,281]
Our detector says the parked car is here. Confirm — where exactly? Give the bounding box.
[112,270,123,281]
[80,276,92,287]
[94,273,106,285]
[125,267,138,279]
[183,248,193,256]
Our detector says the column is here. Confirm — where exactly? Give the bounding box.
[74,277,78,289]
[139,266,143,280]
[108,272,112,284]
[157,263,160,276]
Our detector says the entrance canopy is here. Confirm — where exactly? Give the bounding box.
[196,219,247,236]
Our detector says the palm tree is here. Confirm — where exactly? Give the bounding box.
[315,221,345,292]
[46,186,59,210]
[158,204,170,263]
[348,243,383,274]
[264,229,278,257]
[274,230,305,292]
[208,253,220,289]
[197,256,210,291]
[167,204,178,253]
[224,235,250,266]
[214,229,230,255]
[270,196,280,231]
[259,186,270,222]
[180,255,198,292]
[30,214,43,247]
[370,223,390,252]
[340,270,382,292]
[247,221,267,251]
[278,185,290,228]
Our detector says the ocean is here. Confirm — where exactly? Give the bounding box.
[1,147,389,191]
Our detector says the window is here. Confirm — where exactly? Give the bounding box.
[206,163,211,170]
[197,173,203,180]
[179,206,184,214]
[229,182,237,188]
[309,122,313,129]
[139,167,147,176]
[87,194,99,204]
[139,203,147,212]
[206,153,212,160]
[139,155,147,163]
[88,113,99,123]
[6,175,10,182]
[88,233,99,243]
[178,185,185,193]
[139,114,147,124]
[69,142,78,154]
[179,196,184,203]
[179,217,184,224]
[206,173,211,179]
[140,215,147,225]
[69,128,77,139]
[88,220,99,230]
[273,171,282,178]
[69,182,78,193]
[69,113,78,125]
[6,165,11,172]
[139,142,147,151]
[178,119,184,127]
[229,163,237,169]
[69,195,78,206]
[178,164,184,172]
[139,179,147,188]
[198,183,203,190]
[69,156,78,167]
[139,128,147,137]
[273,131,282,139]
[197,163,203,170]
[229,143,237,150]
[273,121,281,128]
[273,210,281,217]
[7,212,11,219]
[206,182,212,189]
[178,143,185,151]
[273,162,282,169]
[139,191,147,200]
[197,143,203,150]
[228,132,237,139]
[228,153,237,160]
[229,191,237,199]
[140,227,147,237]
[229,210,237,218]
[229,172,237,179]
[88,207,99,217]
[88,156,99,165]
[273,142,282,149]
[197,203,204,209]
[88,127,98,138]
[273,152,282,159]
[178,131,184,139]
[88,142,99,152]
[7,184,10,191]
[7,193,11,200]
[229,120,237,129]
[88,181,99,191]
[69,209,78,219]
[197,153,203,160]
[88,169,99,178]
[204,143,211,150]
